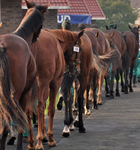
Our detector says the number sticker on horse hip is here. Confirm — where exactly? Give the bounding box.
[73,46,79,53]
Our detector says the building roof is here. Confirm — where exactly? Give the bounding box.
[58,0,105,20]
[86,0,105,20]
[22,0,105,20]
[22,0,71,9]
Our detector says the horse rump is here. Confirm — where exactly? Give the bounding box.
[0,44,27,134]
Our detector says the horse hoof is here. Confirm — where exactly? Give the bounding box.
[35,147,44,150]
[28,144,35,150]
[42,136,48,143]
[115,92,120,97]
[62,132,70,137]
[94,105,98,110]
[85,109,91,115]
[125,91,128,94]
[57,97,63,110]
[48,141,56,147]
[74,120,79,128]
[110,95,114,99]
[129,88,133,92]
[133,85,137,87]
[121,89,125,92]
[105,93,110,97]
[79,127,86,133]
[7,136,16,145]
[69,124,75,131]
[97,102,102,105]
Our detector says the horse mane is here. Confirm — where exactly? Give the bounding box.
[44,29,78,43]
[13,8,43,40]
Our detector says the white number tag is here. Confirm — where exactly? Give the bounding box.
[73,46,80,53]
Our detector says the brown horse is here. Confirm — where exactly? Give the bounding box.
[104,25,127,97]
[29,29,84,149]
[120,25,140,93]
[0,1,49,150]
[83,29,121,114]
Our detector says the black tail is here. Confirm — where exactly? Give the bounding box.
[0,45,27,133]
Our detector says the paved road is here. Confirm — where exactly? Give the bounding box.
[6,82,140,150]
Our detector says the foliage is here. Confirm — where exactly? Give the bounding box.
[96,0,139,31]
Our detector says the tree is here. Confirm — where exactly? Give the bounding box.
[97,0,139,31]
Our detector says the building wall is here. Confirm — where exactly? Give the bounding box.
[1,1,96,34]
[1,0,22,34]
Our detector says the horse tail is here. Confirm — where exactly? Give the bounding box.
[92,47,121,75]
[0,44,27,133]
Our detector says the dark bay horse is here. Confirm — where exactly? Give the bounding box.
[104,25,127,97]
[30,29,84,149]
[0,1,49,150]
[120,25,140,93]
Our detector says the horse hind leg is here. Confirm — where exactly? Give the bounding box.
[84,88,91,115]
[47,83,62,146]
[62,95,70,137]
[97,74,104,105]
[120,69,125,92]
[115,69,120,96]
[27,111,36,150]
[69,92,75,131]
[104,76,110,97]
[0,127,9,150]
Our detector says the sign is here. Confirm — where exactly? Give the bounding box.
[57,14,91,24]
[73,46,80,53]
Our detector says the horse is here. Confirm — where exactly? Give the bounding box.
[120,25,140,93]
[104,25,127,97]
[83,29,121,114]
[57,28,121,138]
[0,1,49,150]
[29,29,85,149]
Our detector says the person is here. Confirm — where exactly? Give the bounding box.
[61,18,71,30]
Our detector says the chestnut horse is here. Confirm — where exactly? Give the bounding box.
[120,25,139,93]
[0,1,49,150]
[104,25,127,97]
[29,29,84,149]
[58,29,121,138]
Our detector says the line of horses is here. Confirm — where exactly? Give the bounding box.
[0,1,139,150]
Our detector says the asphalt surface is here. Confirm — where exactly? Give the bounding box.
[6,82,140,150]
